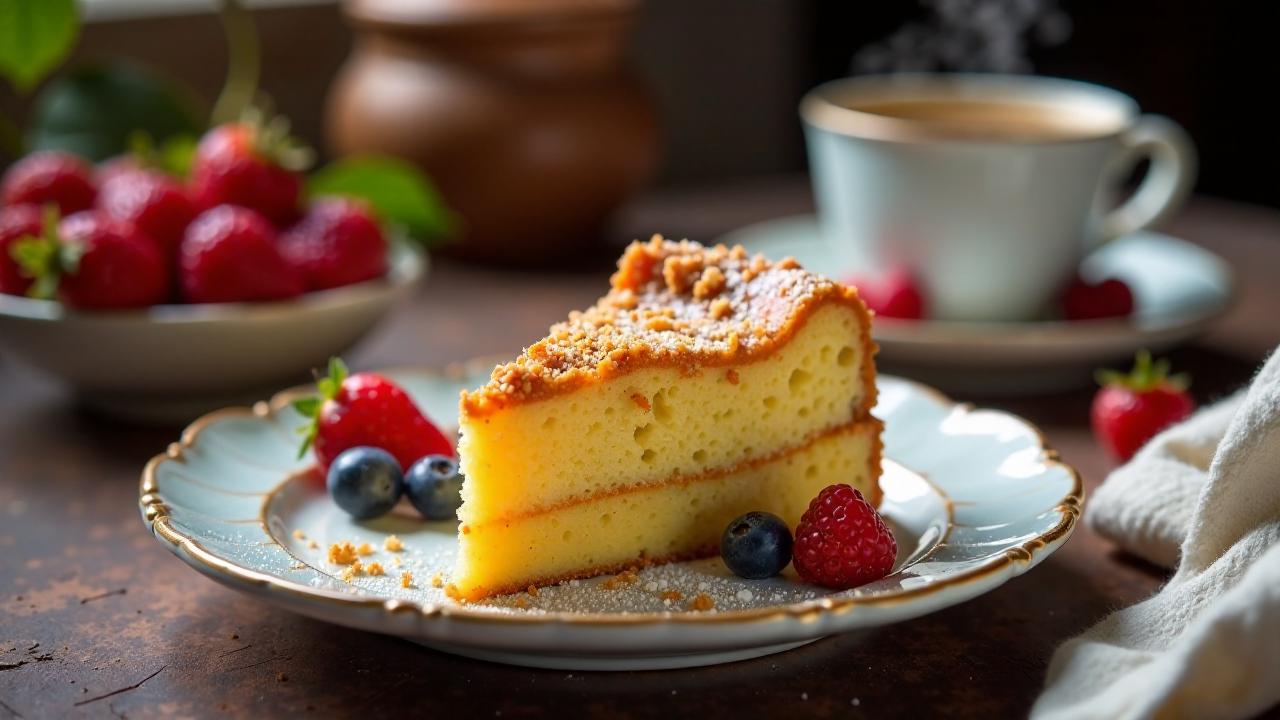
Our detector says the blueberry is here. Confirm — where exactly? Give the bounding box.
[405,455,464,521]
[326,447,404,519]
[720,511,793,579]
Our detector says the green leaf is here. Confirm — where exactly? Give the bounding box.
[1095,349,1191,392]
[294,357,350,461]
[26,62,203,162]
[291,397,321,418]
[0,0,79,93]
[307,156,455,246]
[128,131,198,178]
[11,205,63,299]
[329,357,349,386]
[296,426,316,459]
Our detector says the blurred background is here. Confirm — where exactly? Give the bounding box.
[3,0,1273,211]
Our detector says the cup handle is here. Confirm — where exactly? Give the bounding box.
[1096,115,1197,242]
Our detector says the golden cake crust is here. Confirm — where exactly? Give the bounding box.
[460,235,877,418]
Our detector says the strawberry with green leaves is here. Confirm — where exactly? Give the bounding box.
[1092,351,1195,462]
[0,205,44,296]
[189,113,313,226]
[295,358,454,473]
[11,208,169,309]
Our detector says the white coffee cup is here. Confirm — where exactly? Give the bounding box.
[801,74,1196,322]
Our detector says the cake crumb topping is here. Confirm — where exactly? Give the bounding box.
[400,572,413,588]
[659,589,683,601]
[689,593,715,611]
[431,573,444,588]
[356,542,374,556]
[383,535,403,552]
[307,539,318,550]
[461,236,861,416]
[291,529,306,541]
[366,562,385,576]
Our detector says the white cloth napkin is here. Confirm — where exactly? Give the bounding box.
[1032,347,1280,720]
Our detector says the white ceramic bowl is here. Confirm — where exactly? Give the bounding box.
[0,244,424,423]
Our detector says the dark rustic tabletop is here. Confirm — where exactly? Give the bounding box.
[3,177,1279,719]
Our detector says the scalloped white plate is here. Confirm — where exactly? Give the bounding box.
[140,366,1081,670]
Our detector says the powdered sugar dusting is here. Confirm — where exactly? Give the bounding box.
[476,559,820,615]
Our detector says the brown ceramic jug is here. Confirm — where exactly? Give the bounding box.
[326,0,659,265]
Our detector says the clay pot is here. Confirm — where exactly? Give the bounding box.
[326,0,659,265]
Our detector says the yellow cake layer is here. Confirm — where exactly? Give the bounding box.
[457,302,873,524]
[453,418,882,599]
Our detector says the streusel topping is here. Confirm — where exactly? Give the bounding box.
[460,235,862,416]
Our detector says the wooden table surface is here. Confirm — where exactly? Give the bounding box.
[2,178,1278,719]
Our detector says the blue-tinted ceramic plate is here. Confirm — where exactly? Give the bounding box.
[140,365,1081,670]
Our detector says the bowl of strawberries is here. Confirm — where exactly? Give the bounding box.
[0,119,438,423]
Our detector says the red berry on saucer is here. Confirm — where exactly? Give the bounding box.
[847,268,926,320]
[793,484,897,590]
[280,197,388,291]
[1,151,97,215]
[1063,275,1134,320]
[1092,350,1195,462]
[189,120,310,226]
[98,168,197,261]
[294,358,455,474]
[0,205,44,296]
[179,205,303,303]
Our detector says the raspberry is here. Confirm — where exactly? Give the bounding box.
[846,268,926,320]
[1063,274,1134,321]
[793,484,897,589]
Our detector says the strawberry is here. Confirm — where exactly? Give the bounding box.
[1,151,97,215]
[847,267,926,320]
[793,484,897,589]
[280,198,388,291]
[1092,351,1195,462]
[294,358,454,473]
[0,205,44,296]
[12,210,169,309]
[189,117,311,226]
[1063,274,1134,321]
[178,205,303,304]
[97,168,197,261]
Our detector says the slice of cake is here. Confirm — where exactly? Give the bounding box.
[453,236,881,600]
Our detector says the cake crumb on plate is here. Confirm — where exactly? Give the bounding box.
[327,541,358,565]
[689,593,715,611]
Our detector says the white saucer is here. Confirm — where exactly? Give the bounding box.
[720,216,1234,395]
